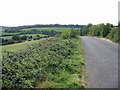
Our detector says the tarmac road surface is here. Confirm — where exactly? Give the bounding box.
[81,36,118,88]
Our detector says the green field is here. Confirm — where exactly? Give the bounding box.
[1,36,12,39]
[22,27,73,32]
[2,39,41,52]
[22,34,47,37]
[1,32,21,36]
[1,34,47,39]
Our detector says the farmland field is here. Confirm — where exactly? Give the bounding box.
[22,27,69,31]
[22,34,46,37]
[1,34,46,39]
[2,39,41,52]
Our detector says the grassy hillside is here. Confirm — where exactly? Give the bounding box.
[2,39,41,52]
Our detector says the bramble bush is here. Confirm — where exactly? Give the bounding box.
[2,37,85,88]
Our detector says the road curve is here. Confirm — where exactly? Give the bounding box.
[81,36,118,88]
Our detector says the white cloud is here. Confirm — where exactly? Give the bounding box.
[0,0,119,26]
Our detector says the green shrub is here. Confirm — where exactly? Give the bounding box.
[61,28,80,39]
[2,37,85,88]
[107,27,119,43]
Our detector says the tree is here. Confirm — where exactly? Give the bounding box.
[118,21,120,43]
[88,25,96,36]
[86,23,93,35]
[61,28,79,39]
[87,23,93,28]
[102,23,111,37]
[69,28,80,38]
[21,35,27,40]
[36,35,40,39]
[12,35,21,41]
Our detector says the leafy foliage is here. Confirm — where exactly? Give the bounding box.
[61,28,80,39]
[107,27,119,43]
[2,37,85,88]
[80,23,119,43]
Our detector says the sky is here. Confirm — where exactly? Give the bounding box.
[0,0,119,26]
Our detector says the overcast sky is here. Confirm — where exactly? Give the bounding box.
[0,0,119,26]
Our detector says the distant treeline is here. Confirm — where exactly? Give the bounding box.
[80,23,119,43]
[2,24,85,32]
[18,24,85,28]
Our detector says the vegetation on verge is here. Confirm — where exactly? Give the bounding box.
[81,23,119,43]
[2,29,85,88]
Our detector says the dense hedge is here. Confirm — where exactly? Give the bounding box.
[2,37,85,88]
[81,23,119,43]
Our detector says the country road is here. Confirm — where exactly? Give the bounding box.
[81,36,118,88]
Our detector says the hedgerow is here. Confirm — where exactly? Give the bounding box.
[2,37,85,89]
